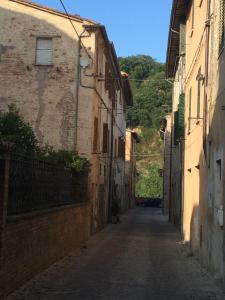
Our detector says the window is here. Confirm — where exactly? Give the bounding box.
[188,88,192,133]
[118,137,125,160]
[174,94,185,143]
[36,38,53,65]
[197,68,201,119]
[114,138,117,158]
[117,137,122,158]
[219,0,225,54]
[216,159,222,180]
[192,1,195,29]
[102,123,109,153]
[93,117,98,152]
[179,24,186,56]
[105,62,110,91]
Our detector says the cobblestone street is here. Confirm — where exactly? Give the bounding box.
[7,208,225,300]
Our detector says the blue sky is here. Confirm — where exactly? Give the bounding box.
[34,0,172,63]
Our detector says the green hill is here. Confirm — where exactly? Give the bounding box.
[119,55,172,197]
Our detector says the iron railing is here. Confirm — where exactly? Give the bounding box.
[0,156,88,215]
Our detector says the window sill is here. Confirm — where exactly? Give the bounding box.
[34,64,54,67]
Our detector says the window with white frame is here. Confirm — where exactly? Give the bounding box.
[36,38,53,65]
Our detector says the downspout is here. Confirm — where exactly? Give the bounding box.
[203,0,210,155]
[108,105,114,222]
[169,97,174,222]
[161,128,166,215]
[74,29,86,151]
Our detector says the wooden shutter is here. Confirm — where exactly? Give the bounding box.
[105,62,110,91]
[118,137,124,159]
[178,94,185,139]
[93,117,98,152]
[179,24,186,56]
[107,128,110,153]
[111,84,116,106]
[109,76,113,100]
[174,111,179,145]
[114,139,117,158]
[188,88,192,133]
[122,140,125,161]
[36,38,53,65]
[102,123,108,153]
[118,137,121,158]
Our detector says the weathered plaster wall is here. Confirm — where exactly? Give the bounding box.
[183,0,207,251]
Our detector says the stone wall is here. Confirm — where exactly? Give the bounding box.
[0,203,90,297]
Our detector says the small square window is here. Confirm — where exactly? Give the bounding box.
[36,38,53,65]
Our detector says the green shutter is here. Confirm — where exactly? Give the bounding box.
[188,88,192,132]
[178,93,185,138]
[219,0,225,54]
[174,111,179,145]
[179,24,186,56]
[174,94,185,144]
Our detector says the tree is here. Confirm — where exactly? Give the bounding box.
[119,56,171,129]
[119,55,171,198]
[0,105,38,156]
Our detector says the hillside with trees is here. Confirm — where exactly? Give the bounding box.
[119,55,171,197]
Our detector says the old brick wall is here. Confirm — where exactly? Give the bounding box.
[0,0,95,152]
[0,203,90,297]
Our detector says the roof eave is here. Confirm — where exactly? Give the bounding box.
[9,0,100,24]
[166,0,191,78]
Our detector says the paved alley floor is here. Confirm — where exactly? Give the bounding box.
[7,208,225,300]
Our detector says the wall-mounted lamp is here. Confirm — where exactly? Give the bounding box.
[196,73,205,81]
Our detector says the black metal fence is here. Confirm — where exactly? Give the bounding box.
[0,156,89,215]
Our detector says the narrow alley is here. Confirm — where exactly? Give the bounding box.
[7,208,225,300]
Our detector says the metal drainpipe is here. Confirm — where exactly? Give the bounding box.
[108,106,114,223]
[161,128,166,215]
[74,29,88,151]
[74,35,81,152]
[169,98,174,222]
[203,0,210,152]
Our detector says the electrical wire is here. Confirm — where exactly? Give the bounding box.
[55,4,136,177]
[96,76,173,83]
[58,0,92,59]
[58,0,165,143]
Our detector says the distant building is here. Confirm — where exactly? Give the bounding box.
[125,130,140,210]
